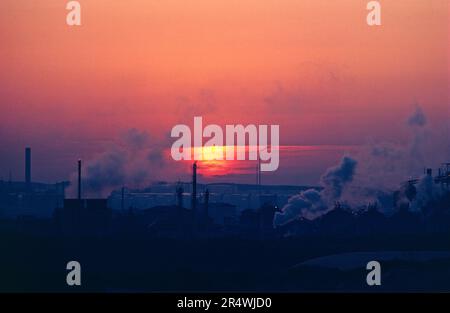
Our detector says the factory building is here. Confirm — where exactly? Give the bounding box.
[53,160,112,237]
[0,147,67,218]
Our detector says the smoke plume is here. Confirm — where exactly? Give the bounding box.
[407,105,427,127]
[275,156,357,224]
[276,103,449,224]
[67,128,183,197]
[342,103,448,212]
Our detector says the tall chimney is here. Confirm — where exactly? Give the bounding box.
[192,162,197,213]
[204,188,209,218]
[78,159,82,200]
[121,186,125,210]
[176,185,184,208]
[25,147,31,186]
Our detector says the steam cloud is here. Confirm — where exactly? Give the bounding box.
[407,105,427,127]
[276,103,449,225]
[344,103,449,211]
[410,174,441,212]
[320,156,357,202]
[68,128,184,197]
[275,156,357,223]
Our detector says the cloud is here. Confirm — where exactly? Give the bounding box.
[320,156,357,202]
[67,128,184,197]
[275,156,357,224]
[82,149,127,193]
[407,105,427,127]
[409,174,442,212]
[122,128,150,150]
[276,103,449,223]
[335,104,449,213]
[175,89,218,118]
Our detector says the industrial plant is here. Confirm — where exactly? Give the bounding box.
[0,147,68,218]
[1,146,450,292]
[1,146,449,240]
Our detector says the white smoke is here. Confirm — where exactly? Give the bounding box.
[409,174,442,212]
[407,105,427,127]
[341,104,449,211]
[276,104,449,224]
[275,156,357,224]
[320,156,358,203]
[67,128,183,197]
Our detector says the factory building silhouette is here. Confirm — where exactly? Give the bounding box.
[0,147,67,218]
[53,159,112,237]
[1,146,450,240]
[44,156,279,239]
[115,161,279,239]
[1,148,450,293]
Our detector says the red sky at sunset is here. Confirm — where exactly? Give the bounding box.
[0,0,448,191]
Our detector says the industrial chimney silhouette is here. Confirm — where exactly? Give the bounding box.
[204,188,209,219]
[192,162,197,213]
[25,147,31,186]
[77,159,82,200]
[176,184,184,208]
[121,186,125,210]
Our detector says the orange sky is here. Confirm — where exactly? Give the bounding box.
[0,0,448,185]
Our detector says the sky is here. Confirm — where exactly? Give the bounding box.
[0,0,448,193]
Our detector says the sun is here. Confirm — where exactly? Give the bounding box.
[202,145,225,161]
[192,145,230,176]
[171,145,257,177]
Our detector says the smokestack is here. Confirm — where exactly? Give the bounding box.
[426,168,432,177]
[258,158,261,194]
[204,188,209,218]
[25,147,31,186]
[121,186,125,210]
[176,185,184,208]
[192,162,197,213]
[78,159,82,200]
